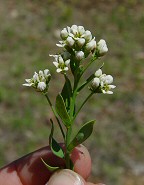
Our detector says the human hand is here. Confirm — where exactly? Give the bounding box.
[0,145,104,185]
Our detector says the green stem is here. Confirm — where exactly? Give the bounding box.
[65,127,72,169]
[72,92,93,122]
[80,56,98,79]
[45,93,65,140]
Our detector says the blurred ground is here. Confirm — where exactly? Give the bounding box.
[0,0,144,184]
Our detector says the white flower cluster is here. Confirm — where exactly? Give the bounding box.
[90,69,116,94]
[57,25,108,60]
[23,69,51,92]
[50,54,70,73]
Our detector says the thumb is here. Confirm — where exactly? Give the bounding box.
[46,169,86,185]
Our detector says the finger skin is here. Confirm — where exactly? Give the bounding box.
[0,145,91,185]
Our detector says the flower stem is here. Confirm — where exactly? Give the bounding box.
[73,92,93,122]
[44,93,65,140]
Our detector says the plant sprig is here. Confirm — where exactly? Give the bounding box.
[23,25,116,171]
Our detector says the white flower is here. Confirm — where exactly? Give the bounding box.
[51,54,70,73]
[44,69,51,78]
[102,85,116,94]
[90,69,116,94]
[60,28,69,39]
[33,72,39,82]
[37,82,46,91]
[85,38,96,51]
[75,51,85,61]
[95,69,102,77]
[66,37,75,47]
[56,41,65,47]
[97,39,108,56]
[23,69,51,92]
[77,38,85,48]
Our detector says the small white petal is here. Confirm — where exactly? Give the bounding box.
[64,67,68,71]
[33,72,39,82]
[106,91,113,94]
[58,56,64,64]
[109,85,116,89]
[23,83,32,87]
[25,79,31,83]
[56,68,62,73]
[44,69,50,76]
[53,62,59,68]
[65,59,70,66]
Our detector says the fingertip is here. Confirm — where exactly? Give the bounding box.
[47,169,86,185]
[71,145,91,180]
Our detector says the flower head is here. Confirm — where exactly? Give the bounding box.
[23,69,51,92]
[50,54,70,74]
[56,25,96,56]
[90,69,116,94]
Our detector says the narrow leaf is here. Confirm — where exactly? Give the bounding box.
[68,120,95,152]
[51,137,65,159]
[49,119,65,159]
[61,76,72,111]
[55,94,71,127]
[41,158,59,172]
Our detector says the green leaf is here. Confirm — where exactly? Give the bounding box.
[55,94,71,127]
[51,137,65,159]
[61,76,72,111]
[68,120,95,152]
[49,119,65,159]
[41,158,60,172]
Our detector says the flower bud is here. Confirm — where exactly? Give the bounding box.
[71,25,78,35]
[84,30,92,42]
[78,26,85,35]
[91,77,100,90]
[75,51,85,61]
[60,28,69,39]
[95,69,102,77]
[97,39,108,56]
[105,75,113,84]
[85,39,96,51]
[66,37,75,47]
[77,38,85,48]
